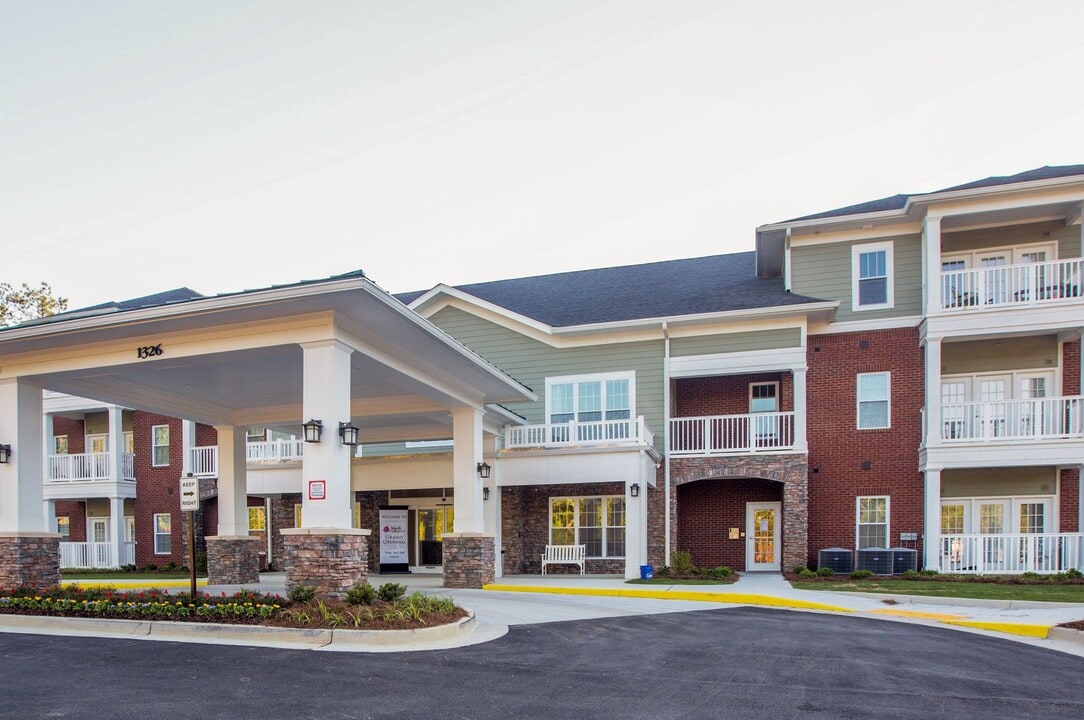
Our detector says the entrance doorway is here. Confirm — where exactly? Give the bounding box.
[745,502,781,571]
[408,505,454,572]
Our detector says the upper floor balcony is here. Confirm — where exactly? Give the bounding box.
[189,438,306,477]
[502,417,654,452]
[938,257,1083,313]
[46,452,136,483]
[670,411,796,456]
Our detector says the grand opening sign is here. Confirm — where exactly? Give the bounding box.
[378,506,409,573]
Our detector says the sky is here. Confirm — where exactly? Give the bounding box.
[3,0,1084,310]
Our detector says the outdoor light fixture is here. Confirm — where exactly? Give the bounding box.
[483,487,490,501]
[338,421,360,447]
[477,461,491,479]
[302,419,324,443]
[0,444,10,464]
[630,483,640,498]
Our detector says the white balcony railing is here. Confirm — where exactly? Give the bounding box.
[940,258,1083,311]
[189,445,218,477]
[670,412,795,456]
[47,452,137,483]
[246,438,305,463]
[937,396,1084,442]
[939,533,1084,574]
[504,417,653,450]
[60,541,137,569]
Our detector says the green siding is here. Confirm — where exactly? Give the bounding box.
[942,335,1058,375]
[670,328,801,358]
[942,467,1057,498]
[429,306,665,443]
[942,220,1081,260]
[790,234,922,323]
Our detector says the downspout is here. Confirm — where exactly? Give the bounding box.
[663,321,671,564]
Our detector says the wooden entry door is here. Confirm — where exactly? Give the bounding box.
[745,502,781,571]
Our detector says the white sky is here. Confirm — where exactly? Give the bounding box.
[3,0,1083,309]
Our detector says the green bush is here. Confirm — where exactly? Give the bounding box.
[377,582,407,603]
[710,566,733,578]
[918,569,939,577]
[850,569,874,580]
[670,550,696,576]
[798,568,817,579]
[793,565,808,575]
[901,569,920,579]
[656,566,672,576]
[345,582,377,606]
[1066,568,1083,579]
[195,552,208,574]
[288,584,316,602]
[816,567,834,577]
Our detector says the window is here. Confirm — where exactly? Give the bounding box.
[154,513,171,554]
[56,516,70,539]
[857,497,889,549]
[248,507,266,531]
[857,372,890,429]
[124,431,134,454]
[549,496,626,558]
[152,425,170,466]
[851,242,893,310]
[546,372,634,425]
[53,435,68,455]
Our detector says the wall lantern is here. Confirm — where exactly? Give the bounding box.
[302,419,324,444]
[338,422,360,447]
[0,444,10,464]
[483,487,490,501]
[630,483,640,498]
[477,461,491,479]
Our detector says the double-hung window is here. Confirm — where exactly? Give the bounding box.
[549,496,626,558]
[857,372,890,429]
[857,497,889,549]
[154,513,172,554]
[852,241,894,310]
[546,372,634,442]
[152,424,170,466]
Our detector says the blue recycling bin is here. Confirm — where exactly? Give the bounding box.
[639,564,654,580]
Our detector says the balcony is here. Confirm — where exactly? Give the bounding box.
[938,533,1083,574]
[503,417,654,451]
[935,396,1083,442]
[60,541,136,569]
[188,439,306,477]
[939,258,1082,312]
[46,452,136,483]
[670,412,796,456]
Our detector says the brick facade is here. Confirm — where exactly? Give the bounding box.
[674,373,793,416]
[131,412,186,567]
[0,534,61,588]
[281,528,370,597]
[443,533,495,588]
[206,535,261,584]
[806,328,925,567]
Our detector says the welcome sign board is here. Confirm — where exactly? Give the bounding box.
[378,506,410,573]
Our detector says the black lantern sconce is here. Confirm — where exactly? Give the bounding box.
[302,419,324,443]
[0,444,10,464]
[482,487,490,501]
[338,422,360,447]
[630,483,640,498]
[477,461,491,479]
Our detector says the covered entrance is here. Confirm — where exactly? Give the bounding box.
[675,477,783,571]
[410,505,454,571]
[746,501,781,571]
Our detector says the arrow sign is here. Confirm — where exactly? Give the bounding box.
[180,476,200,512]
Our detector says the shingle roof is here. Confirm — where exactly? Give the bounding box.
[398,252,826,327]
[783,164,1084,223]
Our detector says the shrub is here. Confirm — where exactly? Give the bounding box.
[850,569,874,580]
[798,568,817,579]
[1020,571,1043,582]
[1067,568,1083,579]
[710,566,733,578]
[793,565,808,575]
[143,563,158,571]
[345,582,377,606]
[288,584,316,602]
[918,569,938,577]
[816,567,834,577]
[195,552,208,574]
[901,569,919,579]
[670,551,696,576]
[377,582,406,603]
[657,566,672,576]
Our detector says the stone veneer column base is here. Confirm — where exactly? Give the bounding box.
[442,533,495,589]
[206,536,261,585]
[281,528,370,598]
[0,533,61,588]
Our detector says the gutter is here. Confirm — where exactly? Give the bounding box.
[662,321,671,565]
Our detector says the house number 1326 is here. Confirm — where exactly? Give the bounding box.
[136,344,163,359]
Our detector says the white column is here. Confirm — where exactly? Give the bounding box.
[922,216,942,315]
[108,496,124,568]
[0,378,45,532]
[792,367,808,452]
[214,426,249,536]
[451,407,484,534]
[107,405,124,482]
[180,420,196,477]
[624,461,649,579]
[923,468,941,571]
[482,435,501,578]
[43,499,56,536]
[300,340,353,528]
[924,338,942,449]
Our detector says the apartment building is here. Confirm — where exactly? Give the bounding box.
[4,164,1083,590]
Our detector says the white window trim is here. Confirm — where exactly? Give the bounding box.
[544,371,636,424]
[851,241,894,311]
[151,424,170,467]
[748,381,780,412]
[856,496,890,550]
[153,512,171,555]
[941,240,1058,270]
[549,495,627,559]
[856,371,891,430]
[941,369,1059,400]
[53,435,68,455]
[940,495,1057,534]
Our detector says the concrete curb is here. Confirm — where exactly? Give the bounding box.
[482,583,854,613]
[941,619,1052,638]
[0,610,478,651]
[1049,626,1084,647]
[840,591,1083,610]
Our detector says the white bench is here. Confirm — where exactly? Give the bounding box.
[541,544,586,575]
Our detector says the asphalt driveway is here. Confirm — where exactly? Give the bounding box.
[2,607,1082,719]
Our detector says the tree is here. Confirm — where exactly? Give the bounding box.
[0,282,69,327]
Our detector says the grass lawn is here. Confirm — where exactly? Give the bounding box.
[626,576,737,585]
[791,579,1084,603]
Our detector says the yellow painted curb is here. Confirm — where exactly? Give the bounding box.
[62,580,210,589]
[868,609,965,621]
[942,620,1051,639]
[481,584,853,613]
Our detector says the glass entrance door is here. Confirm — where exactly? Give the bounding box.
[745,502,781,571]
[414,506,454,570]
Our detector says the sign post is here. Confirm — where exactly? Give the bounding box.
[180,473,200,599]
